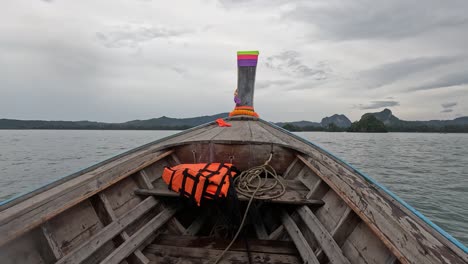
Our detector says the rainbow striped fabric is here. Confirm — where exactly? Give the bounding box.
[237,50,259,67]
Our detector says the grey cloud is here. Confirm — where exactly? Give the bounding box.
[408,72,468,91]
[265,51,329,79]
[441,102,457,113]
[171,67,188,75]
[96,24,190,48]
[358,100,400,110]
[284,0,468,40]
[360,56,460,88]
[442,102,457,108]
[218,0,285,8]
[257,80,293,89]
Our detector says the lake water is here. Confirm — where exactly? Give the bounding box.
[0,130,466,245]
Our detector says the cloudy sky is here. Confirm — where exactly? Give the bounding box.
[1,0,467,122]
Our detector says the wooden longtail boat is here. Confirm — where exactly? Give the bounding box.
[1,51,467,264]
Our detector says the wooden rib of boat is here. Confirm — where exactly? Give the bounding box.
[1,51,467,264]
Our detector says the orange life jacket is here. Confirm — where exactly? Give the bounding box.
[162,163,238,206]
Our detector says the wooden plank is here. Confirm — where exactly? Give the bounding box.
[345,222,396,264]
[307,179,329,200]
[0,150,173,247]
[0,229,48,264]
[315,207,361,261]
[149,234,298,255]
[211,120,252,142]
[40,223,63,260]
[280,211,320,264]
[56,197,159,264]
[282,157,299,179]
[248,121,287,145]
[250,204,269,239]
[135,188,324,206]
[96,193,150,264]
[268,225,285,240]
[135,171,153,190]
[183,211,208,236]
[332,207,361,247]
[170,153,181,165]
[297,206,351,264]
[283,158,304,180]
[144,244,301,264]
[99,206,178,264]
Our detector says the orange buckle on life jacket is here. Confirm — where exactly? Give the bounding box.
[162,163,238,206]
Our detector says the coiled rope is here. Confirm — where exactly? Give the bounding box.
[213,153,286,264]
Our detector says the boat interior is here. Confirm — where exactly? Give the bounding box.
[0,118,465,264]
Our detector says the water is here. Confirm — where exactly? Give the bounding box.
[0,130,466,245]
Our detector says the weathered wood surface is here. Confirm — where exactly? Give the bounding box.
[294,154,468,263]
[145,234,301,264]
[0,150,173,247]
[281,211,320,264]
[95,193,149,264]
[56,197,158,264]
[145,245,302,264]
[150,235,298,255]
[183,210,208,236]
[135,178,324,206]
[297,206,351,264]
[315,207,361,261]
[99,205,178,264]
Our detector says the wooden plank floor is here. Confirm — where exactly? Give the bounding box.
[143,235,302,264]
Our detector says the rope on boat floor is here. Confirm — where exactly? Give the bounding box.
[213,153,286,264]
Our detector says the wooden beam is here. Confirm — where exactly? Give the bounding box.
[315,207,360,261]
[170,153,181,165]
[40,223,63,260]
[135,180,324,206]
[268,225,285,240]
[96,193,150,264]
[99,206,178,264]
[297,206,351,264]
[280,211,320,264]
[149,234,298,255]
[134,172,186,235]
[0,149,174,247]
[144,244,302,264]
[183,211,208,236]
[282,157,299,179]
[250,204,269,239]
[332,207,361,247]
[56,197,159,264]
[136,170,154,190]
[306,179,329,200]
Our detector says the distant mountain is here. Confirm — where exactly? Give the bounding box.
[348,115,387,133]
[275,114,352,132]
[121,113,229,129]
[321,114,352,128]
[1,110,467,132]
[364,108,400,125]
[275,120,321,128]
[364,109,468,132]
[0,113,230,130]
